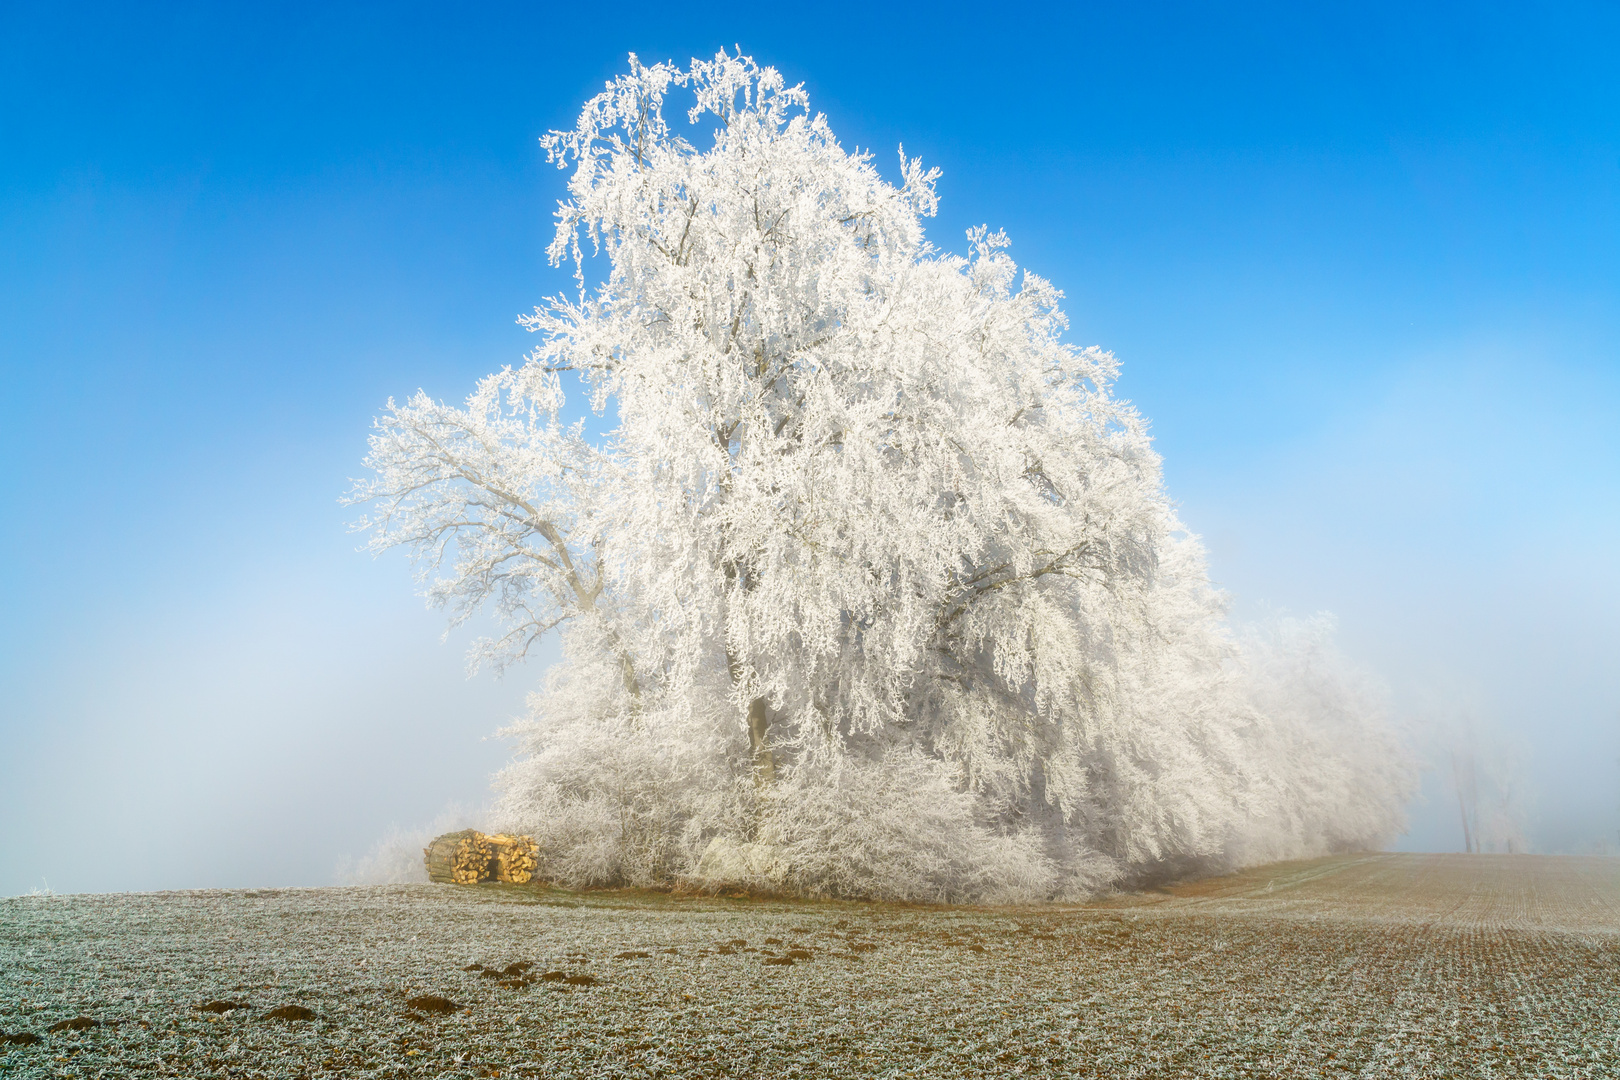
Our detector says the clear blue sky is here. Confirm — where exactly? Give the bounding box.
[3,1,1617,893]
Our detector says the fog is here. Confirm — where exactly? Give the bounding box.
[3,552,540,895]
[4,4,1617,895]
[1166,353,1620,856]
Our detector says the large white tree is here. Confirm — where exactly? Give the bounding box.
[352,53,1412,900]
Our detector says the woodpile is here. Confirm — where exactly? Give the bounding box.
[424,830,490,884]
[423,830,539,885]
[488,834,539,883]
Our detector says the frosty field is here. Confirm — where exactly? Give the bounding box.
[3,854,1617,1079]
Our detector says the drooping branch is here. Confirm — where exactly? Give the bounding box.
[347,384,640,706]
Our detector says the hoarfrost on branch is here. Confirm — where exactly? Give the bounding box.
[350,52,1413,901]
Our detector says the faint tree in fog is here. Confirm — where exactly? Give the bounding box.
[1447,718,1529,854]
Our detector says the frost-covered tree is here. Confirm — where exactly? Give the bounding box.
[351,52,1413,900]
[1444,718,1530,854]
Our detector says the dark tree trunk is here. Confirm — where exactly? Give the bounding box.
[748,696,775,786]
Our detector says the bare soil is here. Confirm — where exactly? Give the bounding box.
[2,853,1617,1077]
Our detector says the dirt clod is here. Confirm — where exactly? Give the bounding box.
[404,995,458,1015]
[263,1005,316,1021]
[3,1032,43,1045]
[46,1017,98,1032]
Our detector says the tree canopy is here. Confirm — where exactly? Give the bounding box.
[352,52,1412,901]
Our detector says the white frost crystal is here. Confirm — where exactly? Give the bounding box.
[352,52,1412,900]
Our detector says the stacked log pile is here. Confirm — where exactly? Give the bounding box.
[488,834,539,884]
[424,830,491,884]
[423,830,539,885]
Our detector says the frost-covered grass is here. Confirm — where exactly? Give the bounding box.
[3,854,1617,1078]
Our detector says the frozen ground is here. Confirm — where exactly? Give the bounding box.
[2,853,1618,1078]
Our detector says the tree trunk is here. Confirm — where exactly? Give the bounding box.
[1451,751,1477,854]
[748,696,775,786]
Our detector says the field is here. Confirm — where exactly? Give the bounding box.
[3,853,1618,1078]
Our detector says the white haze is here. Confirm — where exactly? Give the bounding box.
[338,803,489,886]
[1175,353,1620,857]
[0,563,537,897]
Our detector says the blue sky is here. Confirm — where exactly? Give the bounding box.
[3,1,1617,893]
